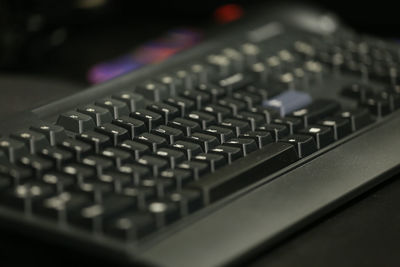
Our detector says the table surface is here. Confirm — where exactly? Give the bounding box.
[0,76,399,267]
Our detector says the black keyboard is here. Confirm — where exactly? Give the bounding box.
[1,5,400,267]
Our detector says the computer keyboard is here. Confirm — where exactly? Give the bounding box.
[1,5,400,267]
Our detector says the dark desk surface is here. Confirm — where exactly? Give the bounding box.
[0,76,399,267]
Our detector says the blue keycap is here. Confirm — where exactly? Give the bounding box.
[263,90,312,116]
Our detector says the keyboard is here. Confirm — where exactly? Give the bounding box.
[1,5,400,267]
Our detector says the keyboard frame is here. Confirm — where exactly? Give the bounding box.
[1,5,400,267]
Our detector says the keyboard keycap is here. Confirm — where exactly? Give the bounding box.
[95,98,130,119]
[186,132,219,153]
[59,139,92,162]
[136,81,169,102]
[177,161,209,180]
[164,96,195,117]
[30,123,67,146]
[210,145,242,164]
[148,201,180,227]
[338,109,374,131]
[0,162,32,186]
[82,155,113,176]
[318,117,352,140]
[77,104,113,126]
[152,125,183,144]
[136,133,168,153]
[77,131,112,154]
[118,140,149,160]
[171,140,202,160]
[95,123,130,146]
[112,116,147,138]
[147,103,180,124]
[160,169,192,190]
[166,189,203,216]
[187,111,216,130]
[258,124,290,142]
[42,172,75,193]
[105,211,156,240]
[202,104,231,123]
[297,125,334,149]
[204,125,235,144]
[220,118,251,137]
[19,154,53,178]
[11,130,49,154]
[155,148,185,169]
[225,138,258,156]
[289,99,341,127]
[138,155,168,177]
[131,109,163,132]
[101,147,133,168]
[112,91,145,112]
[193,153,227,172]
[280,134,318,158]
[188,142,298,204]
[0,137,28,163]
[57,111,95,133]
[240,130,273,148]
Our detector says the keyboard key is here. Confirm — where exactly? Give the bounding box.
[193,153,227,172]
[105,211,156,240]
[181,90,211,109]
[136,81,169,102]
[1,182,55,212]
[77,104,113,126]
[160,169,192,190]
[0,137,28,163]
[202,104,231,123]
[19,154,53,178]
[273,117,302,134]
[171,140,202,160]
[112,91,145,112]
[164,96,195,117]
[56,111,95,133]
[82,155,113,176]
[236,111,265,130]
[225,138,257,156]
[140,178,174,198]
[218,97,247,115]
[196,83,226,102]
[95,98,130,119]
[177,161,209,180]
[289,99,341,127]
[240,130,273,148]
[338,109,374,131]
[69,194,136,232]
[249,106,280,124]
[318,117,352,140]
[188,142,298,204]
[147,102,180,124]
[0,162,32,186]
[280,134,318,158]
[130,109,163,132]
[76,180,114,203]
[220,118,251,137]
[42,172,75,193]
[112,116,147,138]
[101,147,133,168]
[168,117,201,137]
[136,133,168,153]
[137,155,168,177]
[258,124,290,142]
[30,123,67,146]
[118,140,150,160]
[263,90,312,116]
[297,126,334,149]
[152,125,183,144]
[34,191,91,221]
[77,131,112,154]
[361,97,391,117]
[186,132,219,153]
[147,201,180,227]
[11,130,49,154]
[157,74,184,96]
[59,139,92,162]
[63,163,95,184]
[210,145,242,164]
[155,148,185,169]
[204,125,235,144]
[166,189,203,216]
[119,163,150,185]
[95,123,130,146]
[187,111,216,130]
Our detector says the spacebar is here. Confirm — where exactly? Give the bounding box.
[188,142,298,204]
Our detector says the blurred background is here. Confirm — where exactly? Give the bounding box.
[0,0,397,115]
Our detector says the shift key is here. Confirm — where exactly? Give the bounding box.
[188,142,298,204]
